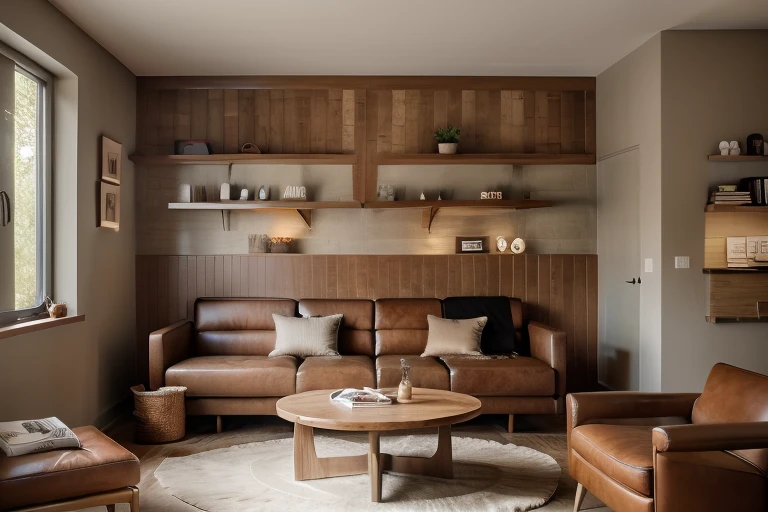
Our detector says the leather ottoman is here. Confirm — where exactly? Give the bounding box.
[0,426,140,511]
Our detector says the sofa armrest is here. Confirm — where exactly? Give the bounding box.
[528,322,567,399]
[567,392,700,432]
[653,422,768,453]
[149,320,194,390]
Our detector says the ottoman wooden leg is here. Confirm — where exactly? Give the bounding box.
[130,486,140,511]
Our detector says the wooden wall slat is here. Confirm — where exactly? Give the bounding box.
[136,254,599,392]
[238,90,255,149]
[419,90,435,153]
[207,90,224,154]
[327,89,343,153]
[223,90,239,153]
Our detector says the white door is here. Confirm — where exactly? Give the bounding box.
[597,147,641,390]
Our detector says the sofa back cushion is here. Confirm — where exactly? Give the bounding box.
[375,299,442,355]
[298,299,375,356]
[442,296,517,354]
[194,298,297,355]
[692,363,768,473]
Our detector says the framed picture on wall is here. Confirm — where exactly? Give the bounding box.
[455,236,489,254]
[99,181,120,230]
[101,135,122,185]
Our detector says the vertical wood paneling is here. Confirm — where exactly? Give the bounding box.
[461,90,476,152]
[190,90,208,140]
[404,90,421,153]
[391,90,406,153]
[310,89,328,153]
[295,91,311,153]
[282,90,296,153]
[419,90,435,153]
[223,90,239,153]
[238,90,255,149]
[207,90,224,154]
[269,90,284,153]
[376,90,392,153]
[327,89,343,154]
[342,90,356,153]
[174,90,191,142]
[255,90,271,152]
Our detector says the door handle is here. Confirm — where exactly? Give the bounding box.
[0,190,9,227]
[626,278,636,285]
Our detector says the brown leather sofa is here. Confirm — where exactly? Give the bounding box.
[149,297,566,432]
[567,363,768,512]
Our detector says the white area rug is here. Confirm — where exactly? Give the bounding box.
[155,434,560,511]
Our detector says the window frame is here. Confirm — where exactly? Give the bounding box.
[0,42,53,327]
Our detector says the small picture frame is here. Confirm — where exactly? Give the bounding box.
[100,181,120,230]
[101,135,122,185]
[455,236,489,254]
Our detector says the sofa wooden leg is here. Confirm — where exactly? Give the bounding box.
[130,486,140,512]
[507,414,514,433]
[573,482,586,511]
[216,416,223,434]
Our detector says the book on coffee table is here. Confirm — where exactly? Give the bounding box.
[0,417,80,456]
[330,387,392,408]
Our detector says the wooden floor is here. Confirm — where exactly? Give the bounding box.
[94,414,610,512]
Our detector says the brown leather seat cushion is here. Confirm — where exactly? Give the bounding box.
[296,355,375,393]
[376,355,449,390]
[166,355,298,397]
[0,426,139,511]
[571,424,654,496]
[441,356,555,396]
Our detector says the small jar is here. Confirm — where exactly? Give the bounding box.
[398,358,412,401]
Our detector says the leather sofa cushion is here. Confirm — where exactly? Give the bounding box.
[571,424,654,496]
[0,426,139,511]
[376,355,450,390]
[375,299,442,355]
[443,296,516,354]
[296,355,375,393]
[299,299,375,356]
[441,356,554,396]
[166,356,297,397]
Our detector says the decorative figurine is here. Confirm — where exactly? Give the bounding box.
[220,183,230,201]
[496,236,508,253]
[718,141,730,156]
[729,141,741,155]
[258,185,269,200]
[420,192,426,200]
[398,358,412,401]
[239,188,249,200]
[283,185,307,200]
[510,238,526,254]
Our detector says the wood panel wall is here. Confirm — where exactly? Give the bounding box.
[136,253,598,393]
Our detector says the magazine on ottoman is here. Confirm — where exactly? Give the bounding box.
[0,417,80,456]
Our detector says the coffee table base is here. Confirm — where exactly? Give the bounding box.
[293,423,453,502]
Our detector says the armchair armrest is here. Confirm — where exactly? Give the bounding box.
[528,322,567,399]
[149,320,194,390]
[653,422,768,452]
[567,392,700,432]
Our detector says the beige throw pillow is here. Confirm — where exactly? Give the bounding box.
[421,315,487,357]
[269,314,343,357]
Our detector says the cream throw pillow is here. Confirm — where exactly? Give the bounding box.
[421,315,487,357]
[269,314,343,357]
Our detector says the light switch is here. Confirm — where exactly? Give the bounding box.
[675,256,690,269]
[644,258,653,272]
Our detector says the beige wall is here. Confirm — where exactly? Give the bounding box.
[136,163,596,255]
[660,30,768,391]
[0,0,136,426]
[597,34,663,391]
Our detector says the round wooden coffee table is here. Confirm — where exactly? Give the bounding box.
[276,388,481,503]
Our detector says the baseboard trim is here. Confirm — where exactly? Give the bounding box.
[94,396,133,432]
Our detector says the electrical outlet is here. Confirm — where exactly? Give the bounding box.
[675,256,690,269]
[644,258,653,272]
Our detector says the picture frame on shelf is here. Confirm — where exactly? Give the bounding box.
[101,135,122,185]
[455,236,489,254]
[99,181,120,230]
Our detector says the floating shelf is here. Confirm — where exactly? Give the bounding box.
[365,199,552,232]
[703,267,768,273]
[169,200,361,230]
[130,153,358,166]
[375,153,596,166]
[705,204,768,213]
[708,154,768,162]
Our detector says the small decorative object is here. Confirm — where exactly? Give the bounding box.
[240,142,261,154]
[481,191,503,199]
[747,134,764,156]
[729,140,741,155]
[510,237,526,254]
[248,234,269,253]
[99,181,120,229]
[434,125,461,154]
[101,136,122,185]
[178,184,191,203]
[377,184,395,201]
[719,141,730,156]
[239,188,249,200]
[258,185,269,200]
[718,184,738,192]
[220,183,230,201]
[437,192,443,200]
[456,236,489,254]
[420,192,426,200]
[496,236,508,253]
[283,185,307,200]
[397,358,412,401]
[44,296,67,318]
[175,140,212,155]
[269,237,293,253]
[194,185,208,202]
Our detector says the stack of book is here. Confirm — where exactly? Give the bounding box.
[710,191,751,204]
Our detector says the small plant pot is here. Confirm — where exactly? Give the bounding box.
[438,143,458,155]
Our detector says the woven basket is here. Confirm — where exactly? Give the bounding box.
[131,384,187,444]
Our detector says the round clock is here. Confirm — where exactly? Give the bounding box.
[510,238,526,254]
[496,236,508,253]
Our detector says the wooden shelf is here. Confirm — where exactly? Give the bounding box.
[705,204,768,213]
[703,267,768,273]
[708,154,768,162]
[129,153,358,166]
[375,153,596,166]
[365,199,552,232]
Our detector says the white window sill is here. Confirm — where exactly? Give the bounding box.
[0,315,85,340]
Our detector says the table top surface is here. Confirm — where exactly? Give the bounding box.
[276,388,482,431]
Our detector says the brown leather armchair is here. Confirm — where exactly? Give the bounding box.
[567,363,768,512]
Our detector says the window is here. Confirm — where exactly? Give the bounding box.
[0,46,51,327]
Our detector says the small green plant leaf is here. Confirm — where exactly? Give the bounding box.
[434,125,461,144]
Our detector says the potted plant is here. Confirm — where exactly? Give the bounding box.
[434,126,461,154]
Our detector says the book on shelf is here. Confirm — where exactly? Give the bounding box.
[710,191,751,204]
[330,388,392,408]
[0,417,80,456]
[727,236,768,268]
